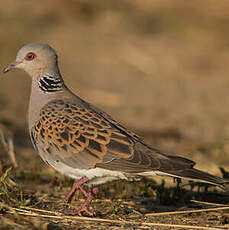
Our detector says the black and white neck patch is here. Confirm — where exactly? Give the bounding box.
[38,74,64,93]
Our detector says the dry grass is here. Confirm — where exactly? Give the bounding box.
[5,206,229,230]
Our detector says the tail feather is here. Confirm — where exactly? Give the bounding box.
[160,168,227,189]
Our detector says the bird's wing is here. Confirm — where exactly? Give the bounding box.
[80,98,196,172]
[31,99,194,172]
[85,99,227,187]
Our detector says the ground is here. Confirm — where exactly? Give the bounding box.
[0,126,229,229]
[0,1,229,229]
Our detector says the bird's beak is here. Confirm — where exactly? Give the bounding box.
[3,61,22,74]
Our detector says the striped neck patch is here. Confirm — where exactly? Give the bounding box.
[38,74,64,93]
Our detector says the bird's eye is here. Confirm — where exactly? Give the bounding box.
[25,52,36,61]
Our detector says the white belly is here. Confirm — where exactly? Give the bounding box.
[38,149,129,186]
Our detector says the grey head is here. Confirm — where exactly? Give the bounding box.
[3,43,60,78]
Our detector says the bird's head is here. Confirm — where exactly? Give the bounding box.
[3,43,59,77]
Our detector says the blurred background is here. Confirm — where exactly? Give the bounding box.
[0,0,229,175]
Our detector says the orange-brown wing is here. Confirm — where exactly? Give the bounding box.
[31,99,137,170]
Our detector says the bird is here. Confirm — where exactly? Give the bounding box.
[3,43,226,215]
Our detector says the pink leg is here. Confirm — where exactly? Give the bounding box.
[64,176,99,216]
[64,176,89,203]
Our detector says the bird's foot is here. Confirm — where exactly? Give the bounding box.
[64,176,98,216]
[64,207,94,216]
[64,176,89,203]
[77,204,94,216]
[65,186,98,216]
[77,186,98,216]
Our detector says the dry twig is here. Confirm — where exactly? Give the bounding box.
[145,206,229,216]
[191,200,229,207]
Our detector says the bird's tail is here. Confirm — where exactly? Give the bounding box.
[158,168,227,190]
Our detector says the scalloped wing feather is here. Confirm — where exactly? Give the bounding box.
[31,99,138,170]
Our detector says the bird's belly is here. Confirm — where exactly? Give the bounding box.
[38,150,129,185]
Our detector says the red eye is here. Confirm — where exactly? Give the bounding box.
[25,52,36,61]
